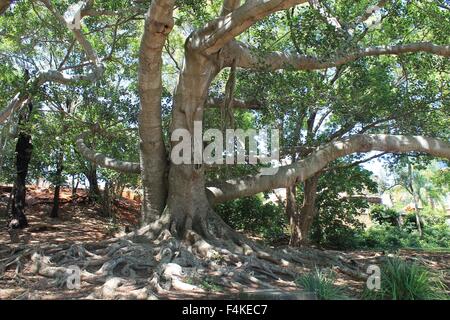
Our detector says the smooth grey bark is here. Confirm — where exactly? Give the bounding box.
[138,0,174,224]
[76,133,140,174]
[230,41,450,71]
[164,46,222,237]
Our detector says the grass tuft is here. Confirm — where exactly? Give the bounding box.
[296,268,347,300]
[363,257,448,300]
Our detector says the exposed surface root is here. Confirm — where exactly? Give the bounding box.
[0,217,384,300]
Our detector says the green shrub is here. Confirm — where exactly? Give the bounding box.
[370,205,400,226]
[360,220,450,250]
[361,225,408,249]
[295,268,347,300]
[420,223,450,248]
[216,195,287,243]
[312,220,364,250]
[363,258,448,300]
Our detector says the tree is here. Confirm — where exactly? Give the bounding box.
[1,1,450,247]
[9,101,34,228]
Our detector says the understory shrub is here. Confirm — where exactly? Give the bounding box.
[360,218,450,250]
[216,195,287,243]
[370,205,400,226]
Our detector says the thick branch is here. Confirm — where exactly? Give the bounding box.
[208,134,450,204]
[75,133,140,174]
[0,0,11,15]
[230,41,450,71]
[220,0,241,16]
[206,97,262,110]
[193,0,308,54]
[0,93,29,124]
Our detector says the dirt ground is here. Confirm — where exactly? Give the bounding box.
[0,186,448,300]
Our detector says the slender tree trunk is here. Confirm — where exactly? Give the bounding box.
[102,181,112,217]
[9,131,32,229]
[0,122,10,170]
[408,163,423,237]
[85,164,100,200]
[286,184,297,222]
[50,150,64,218]
[3,184,14,217]
[72,174,80,197]
[289,174,320,246]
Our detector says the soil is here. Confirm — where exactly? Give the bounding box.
[0,186,448,300]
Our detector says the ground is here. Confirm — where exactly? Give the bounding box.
[0,186,448,300]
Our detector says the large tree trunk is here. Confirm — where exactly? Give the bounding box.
[163,47,222,238]
[289,174,320,246]
[9,131,32,229]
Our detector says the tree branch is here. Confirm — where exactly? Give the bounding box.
[324,152,388,172]
[207,134,450,204]
[193,0,308,54]
[75,133,140,174]
[206,97,262,110]
[229,41,450,71]
[0,0,11,15]
[220,0,242,16]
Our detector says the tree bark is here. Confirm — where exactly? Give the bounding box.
[163,46,222,237]
[0,0,11,15]
[85,163,100,200]
[138,0,174,224]
[408,163,423,237]
[289,174,320,246]
[9,131,33,229]
[286,185,297,221]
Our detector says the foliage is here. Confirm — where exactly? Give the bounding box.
[296,268,347,300]
[359,220,450,250]
[309,163,378,249]
[363,258,448,300]
[370,205,400,226]
[216,195,287,243]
